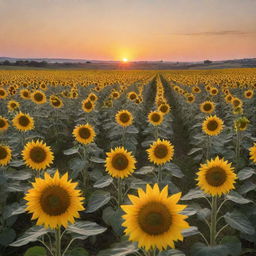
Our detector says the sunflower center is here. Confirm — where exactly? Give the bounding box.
[23,91,29,97]
[239,121,247,129]
[34,93,43,102]
[11,103,17,108]
[90,95,96,101]
[112,153,129,171]
[130,93,136,100]
[207,120,218,131]
[151,113,160,122]
[40,186,70,216]
[0,119,6,128]
[233,100,240,107]
[52,98,61,106]
[247,92,252,97]
[188,96,193,102]
[154,145,168,159]
[119,113,130,123]
[84,101,92,109]
[29,146,47,163]
[0,147,8,160]
[79,127,91,139]
[19,115,30,127]
[138,202,172,235]
[0,90,5,96]
[160,105,168,113]
[203,103,212,111]
[206,167,227,186]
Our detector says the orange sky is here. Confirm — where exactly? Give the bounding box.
[0,0,256,61]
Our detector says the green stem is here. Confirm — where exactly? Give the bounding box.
[154,126,159,140]
[206,135,211,160]
[157,165,162,183]
[117,178,122,207]
[210,196,218,246]
[55,227,61,256]
[235,130,241,166]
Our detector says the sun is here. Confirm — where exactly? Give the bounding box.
[122,58,128,62]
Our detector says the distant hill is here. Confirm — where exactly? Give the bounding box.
[0,57,255,70]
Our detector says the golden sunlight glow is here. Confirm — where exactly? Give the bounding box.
[122,58,128,62]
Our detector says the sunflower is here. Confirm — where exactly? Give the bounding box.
[20,89,30,100]
[202,115,224,136]
[111,91,120,99]
[233,106,243,115]
[31,90,47,104]
[210,87,218,96]
[232,97,242,108]
[158,103,170,115]
[12,112,34,131]
[186,94,195,103]
[49,95,63,108]
[24,170,84,229]
[234,117,249,131]
[196,156,236,196]
[105,147,136,178]
[121,184,189,251]
[0,116,9,132]
[148,111,164,126]
[22,140,54,171]
[128,92,137,101]
[244,90,253,99]
[225,94,233,103]
[7,100,20,112]
[115,110,133,127]
[200,101,215,114]
[73,124,96,144]
[81,99,95,113]
[249,144,256,164]
[192,86,201,94]
[0,88,8,99]
[147,139,174,165]
[88,93,98,102]
[0,145,12,166]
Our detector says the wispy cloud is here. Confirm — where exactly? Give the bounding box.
[175,30,254,36]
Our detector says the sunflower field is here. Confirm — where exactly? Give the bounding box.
[0,68,256,256]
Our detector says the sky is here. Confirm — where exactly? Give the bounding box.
[0,0,256,61]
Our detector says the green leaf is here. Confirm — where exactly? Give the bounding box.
[220,236,241,256]
[181,206,197,216]
[68,158,87,179]
[163,163,184,178]
[94,175,113,188]
[66,247,89,256]
[238,181,256,194]
[102,206,115,225]
[158,249,185,256]
[90,156,106,164]
[86,190,111,213]
[67,221,106,239]
[9,160,24,167]
[10,226,49,247]
[237,167,255,180]
[224,210,255,235]
[24,246,47,256]
[0,228,16,246]
[63,147,79,155]
[181,189,206,201]
[126,126,139,134]
[136,166,155,175]
[182,226,199,237]
[9,204,26,217]
[97,241,138,256]
[191,242,228,256]
[5,169,32,180]
[226,191,251,204]
[187,147,203,156]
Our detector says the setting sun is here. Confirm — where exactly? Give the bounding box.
[122,58,128,62]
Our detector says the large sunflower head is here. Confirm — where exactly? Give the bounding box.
[234,117,249,132]
[121,184,189,251]
[7,100,20,112]
[49,95,63,108]
[202,115,224,136]
[232,97,243,108]
[148,111,164,126]
[244,90,253,99]
[72,124,96,144]
[0,145,12,166]
[200,101,215,114]
[115,110,133,127]
[24,170,85,229]
[81,99,95,113]
[0,116,9,132]
[105,147,136,178]
[31,90,47,104]
[249,143,256,164]
[147,139,174,165]
[22,140,54,171]
[12,112,35,131]
[0,88,8,99]
[20,89,30,100]
[158,103,171,115]
[196,156,236,196]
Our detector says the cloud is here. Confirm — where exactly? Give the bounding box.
[175,30,254,36]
